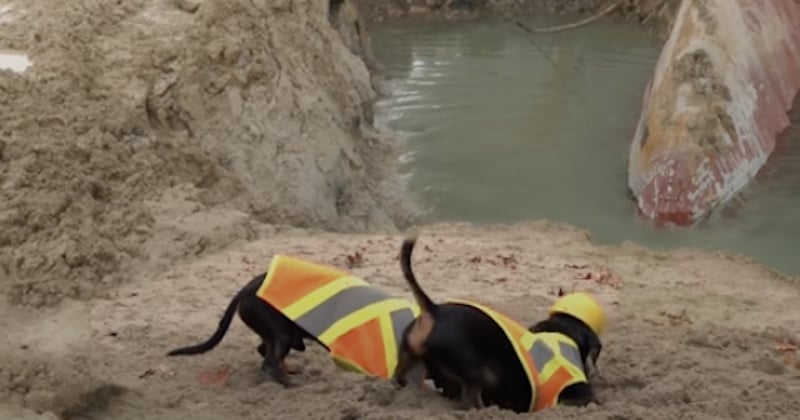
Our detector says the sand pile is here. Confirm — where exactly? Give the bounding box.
[0,0,412,308]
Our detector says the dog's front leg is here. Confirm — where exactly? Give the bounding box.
[585,346,601,379]
[558,383,599,407]
[261,336,294,388]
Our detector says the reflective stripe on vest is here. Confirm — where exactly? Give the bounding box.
[446,299,587,412]
[523,332,587,410]
[255,254,420,379]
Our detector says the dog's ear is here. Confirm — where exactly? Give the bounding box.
[527,319,546,333]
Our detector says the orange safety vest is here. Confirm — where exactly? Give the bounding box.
[255,254,420,379]
[447,299,588,412]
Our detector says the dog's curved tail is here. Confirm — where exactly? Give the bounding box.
[166,283,246,356]
[400,236,438,314]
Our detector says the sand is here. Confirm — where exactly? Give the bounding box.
[1,0,799,419]
[2,222,800,419]
[0,0,414,309]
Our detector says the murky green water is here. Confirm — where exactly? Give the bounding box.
[372,16,800,276]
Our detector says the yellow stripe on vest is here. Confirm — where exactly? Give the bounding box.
[333,353,371,375]
[520,332,535,348]
[260,254,283,290]
[535,334,586,386]
[281,275,368,320]
[537,355,562,383]
[379,313,398,374]
[318,298,413,344]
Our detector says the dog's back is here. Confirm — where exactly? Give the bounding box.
[434,302,535,410]
[397,237,539,411]
[396,237,600,412]
[443,298,591,413]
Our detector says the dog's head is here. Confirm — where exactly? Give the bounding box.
[529,314,603,377]
[529,291,606,377]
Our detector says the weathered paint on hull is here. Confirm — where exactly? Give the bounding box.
[628,0,800,226]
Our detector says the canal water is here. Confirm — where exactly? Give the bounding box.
[371,15,800,276]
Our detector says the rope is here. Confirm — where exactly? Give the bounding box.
[513,2,621,34]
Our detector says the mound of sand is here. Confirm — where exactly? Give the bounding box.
[0,0,412,308]
[3,222,799,419]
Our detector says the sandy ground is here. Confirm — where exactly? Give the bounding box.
[2,222,800,419]
[2,0,800,419]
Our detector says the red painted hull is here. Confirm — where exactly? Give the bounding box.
[628,0,800,226]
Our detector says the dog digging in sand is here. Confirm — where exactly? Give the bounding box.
[167,254,423,387]
[394,236,607,413]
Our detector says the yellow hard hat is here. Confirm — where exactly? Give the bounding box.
[549,292,606,336]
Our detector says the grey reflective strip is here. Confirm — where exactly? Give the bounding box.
[558,341,584,371]
[294,285,391,337]
[390,307,416,352]
[530,339,555,372]
[530,338,584,372]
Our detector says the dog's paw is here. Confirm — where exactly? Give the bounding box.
[281,380,298,389]
[391,376,408,389]
[456,400,482,411]
[457,388,484,411]
[265,368,295,388]
[280,361,303,375]
[275,377,296,388]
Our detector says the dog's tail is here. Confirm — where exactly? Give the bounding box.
[166,281,247,356]
[400,236,438,314]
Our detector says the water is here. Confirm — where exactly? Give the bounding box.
[371,16,800,276]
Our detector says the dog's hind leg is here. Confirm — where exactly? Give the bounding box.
[261,334,294,387]
[393,345,422,387]
[428,362,485,410]
[239,296,295,387]
[258,341,302,376]
[459,382,485,411]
